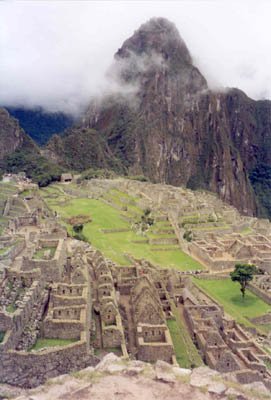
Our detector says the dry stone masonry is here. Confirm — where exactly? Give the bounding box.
[0,176,271,392]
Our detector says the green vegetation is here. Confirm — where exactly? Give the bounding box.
[194,278,271,333]
[72,223,87,242]
[0,331,5,343]
[0,246,10,255]
[2,145,64,187]
[6,304,16,313]
[6,107,74,146]
[33,246,56,260]
[230,263,257,299]
[183,230,193,242]
[127,175,149,182]
[30,338,77,351]
[265,359,271,370]
[167,303,202,368]
[250,163,271,218]
[80,168,117,181]
[41,186,203,271]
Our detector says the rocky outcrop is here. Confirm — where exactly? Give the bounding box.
[0,108,26,160]
[46,17,271,217]
[8,353,270,400]
[0,108,39,161]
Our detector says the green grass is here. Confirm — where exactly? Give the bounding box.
[167,302,202,368]
[193,278,271,333]
[33,246,56,260]
[42,190,203,271]
[30,338,77,351]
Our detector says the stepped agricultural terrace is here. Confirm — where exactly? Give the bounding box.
[0,175,270,391]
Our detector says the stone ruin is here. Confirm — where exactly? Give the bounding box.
[189,233,271,272]
[183,280,271,390]
[0,178,271,391]
[0,212,99,387]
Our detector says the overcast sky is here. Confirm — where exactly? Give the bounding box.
[1,0,271,114]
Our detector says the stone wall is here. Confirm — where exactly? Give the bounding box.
[196,274,228,280]
[0,239,25,261]
[0,280,46,352]
[0,340,99,388]
[137,329,174,364]
[0,313,13,332]
[248,283,271,305]
[102,324,123,348]
[250,313,271,325]
[43,319,84,340]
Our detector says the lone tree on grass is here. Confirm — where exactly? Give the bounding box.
[230,263,257,299]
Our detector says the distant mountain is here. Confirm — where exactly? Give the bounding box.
[0,108,64,185]
[46,17,271,217]
[2,18,271,217]
[5,107,74,145]
[0,108,36,159]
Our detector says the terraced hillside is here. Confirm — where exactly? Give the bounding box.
[193,277,271,335]
[40,184,203,271]
[0,182,19,234]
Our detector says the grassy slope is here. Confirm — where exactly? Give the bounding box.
[41,187,202,271]
[167,302,202,368]
[194,278,271,333]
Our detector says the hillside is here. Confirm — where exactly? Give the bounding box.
[0,176,271,396]
[5,107,74,145]
[0,108,64,186]
[0,108,31,160]
[46,17,271,218]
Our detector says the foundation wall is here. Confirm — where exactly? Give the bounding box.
[0,341,99,388]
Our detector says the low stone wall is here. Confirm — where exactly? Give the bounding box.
[22,259,60,281]
[191,281,224,311]
[250,313,271,325]
[235,369,271,390]
[44,319,84,340]
[52,295,86,307]
[247,283,271,305]
[0,313,13,332]
[2,198,11,217]
[0,239,25,261]
[0,280,46,352]
[189,243,214,268]
[196,274,228,280]
[0,341,99,387]
[149,238,178,245]
[102,228,131,234]
[137,340,173,364]
[6,268,41,287]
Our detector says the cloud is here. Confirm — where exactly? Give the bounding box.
[0,0,271,115]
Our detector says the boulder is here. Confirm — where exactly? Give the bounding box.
[207,382,226,395]
[155,360,176,384]
[95,353,120,373]
[190,366,219,388]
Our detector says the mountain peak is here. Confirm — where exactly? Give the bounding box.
[115,17,192,66]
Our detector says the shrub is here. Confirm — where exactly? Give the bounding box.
[128,175,149,182]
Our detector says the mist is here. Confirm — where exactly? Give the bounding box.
[1,0,271,115]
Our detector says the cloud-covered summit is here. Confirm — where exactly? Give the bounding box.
[1,1,271,115]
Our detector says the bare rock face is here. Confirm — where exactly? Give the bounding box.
[0,108,25,160]
[47,17,271,217]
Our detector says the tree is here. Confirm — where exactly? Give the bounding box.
[230,263,257,299]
